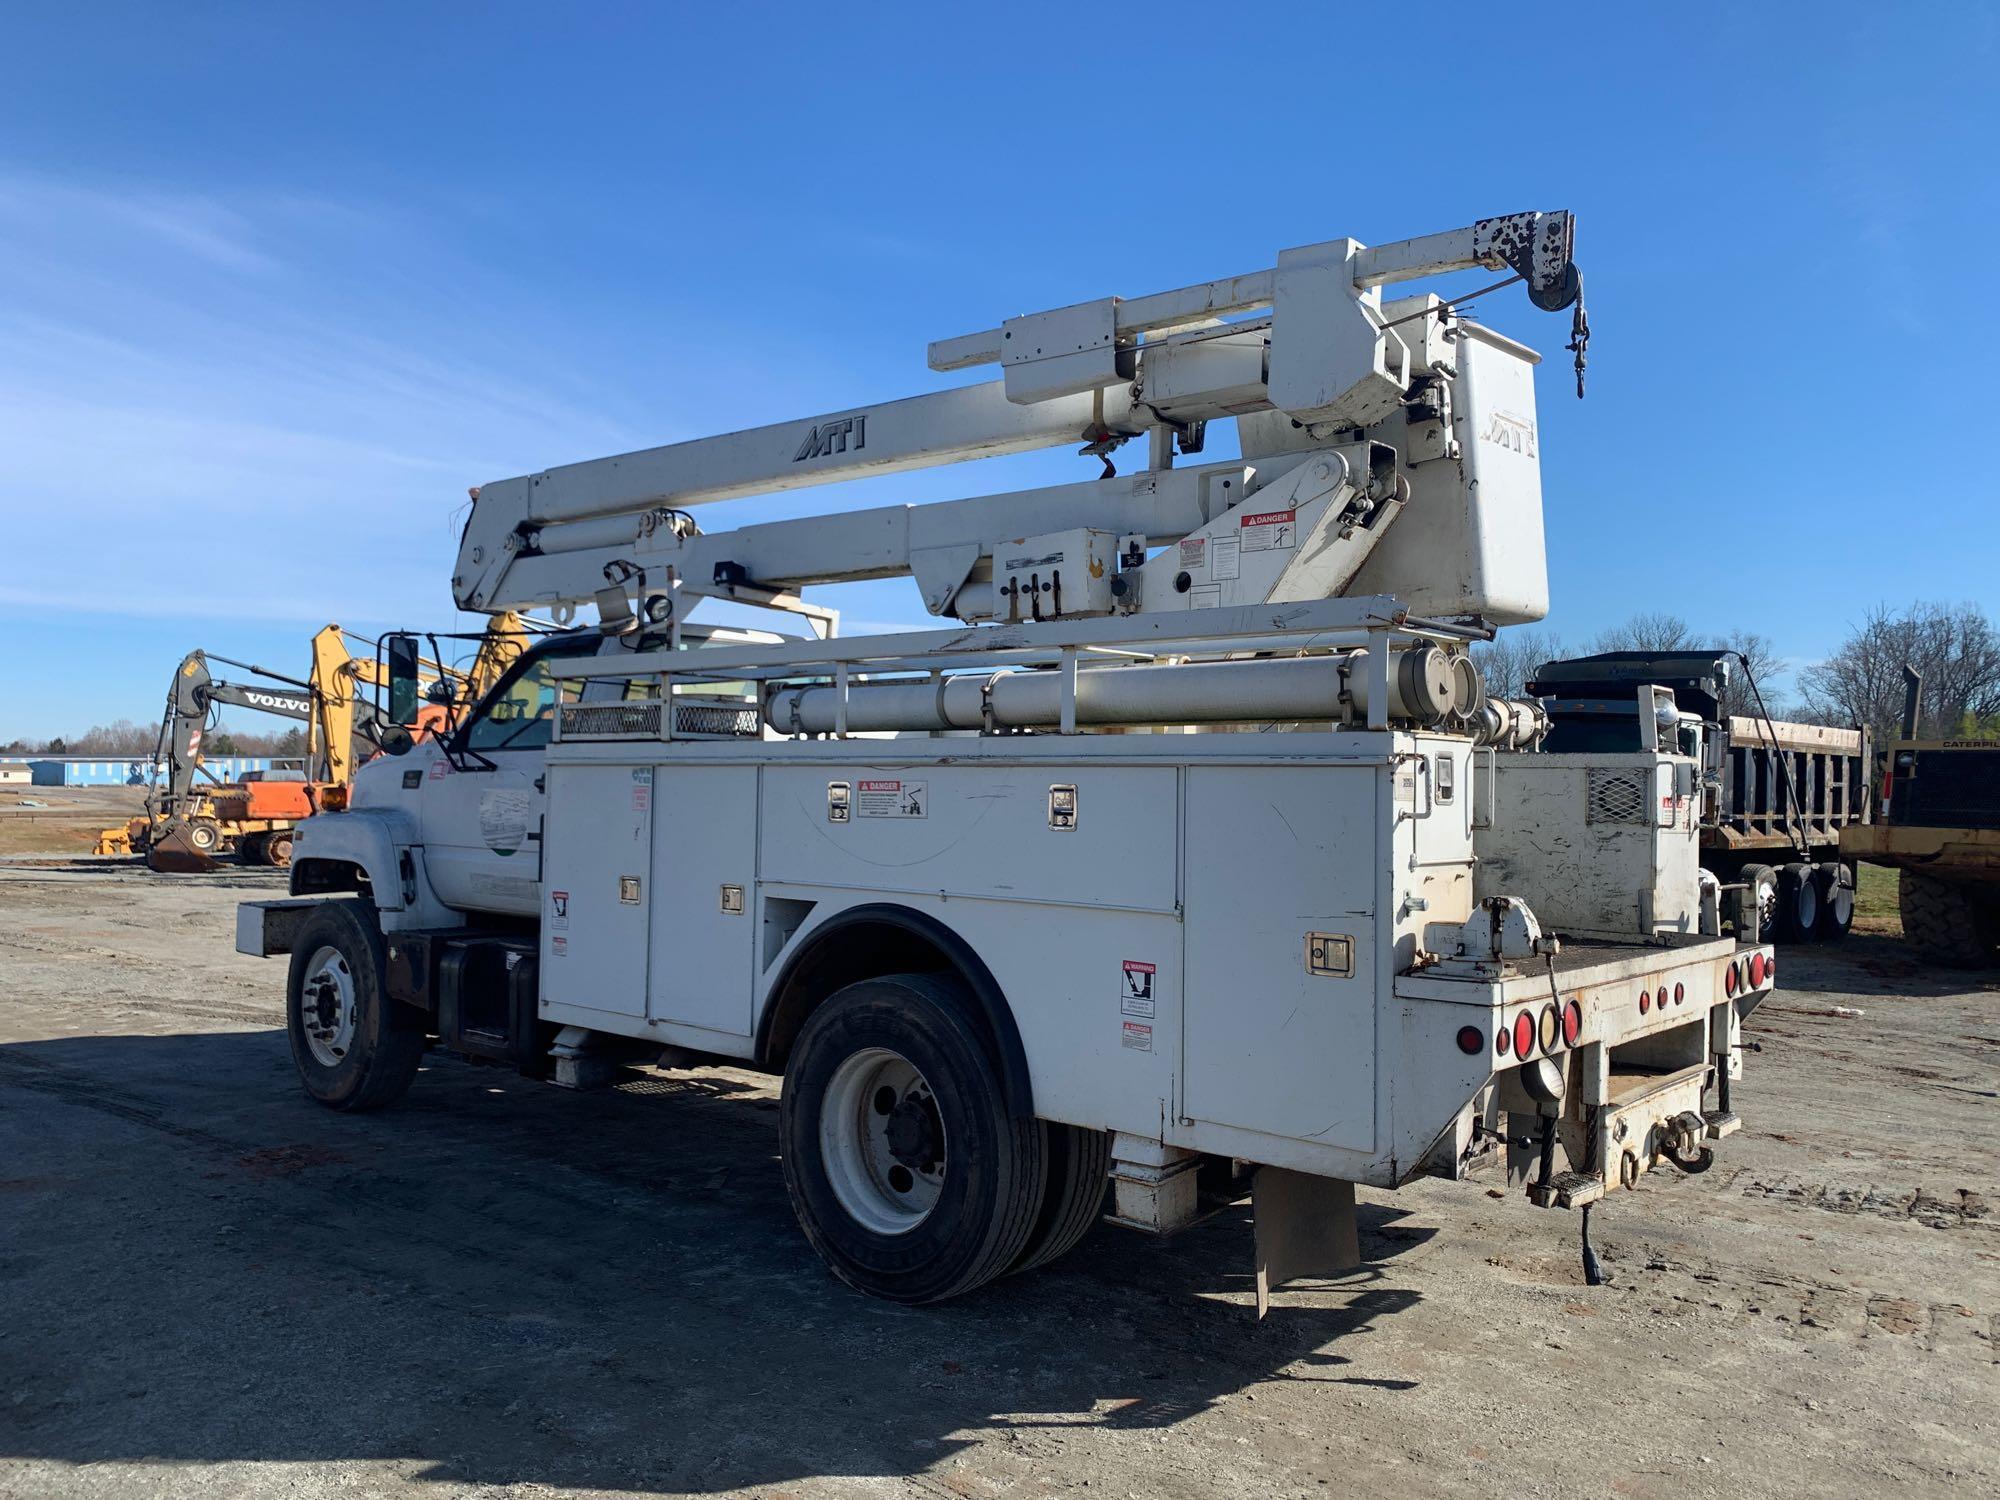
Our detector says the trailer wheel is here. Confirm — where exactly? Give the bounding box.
[780,972,1046,1303]
[1899,870,2000,968]
[285,899,424,1111]
[1008,1123,1110,1275]
[1813,862,1855,941]
[1775,862,1819,943]
[1740,863,1779,944]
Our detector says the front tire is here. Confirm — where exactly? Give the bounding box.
[1899,870,2000,968]
[780,973,1046,1303]
[285,899,424,1111]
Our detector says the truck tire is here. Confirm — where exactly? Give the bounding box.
[1009,1123,1110,1276]
[188,818,222,854]
[285,898,424,1111]
[1899,870,2000,968]
[779,972,1047,1303]
[1776,862,1819,944]
[1740,863,1779,944]
[1813,862,1855,941]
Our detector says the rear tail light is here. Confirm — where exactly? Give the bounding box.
[1765,958,1775,983]
[1749,952,1767,987]
[1539,1004,1561,1054]
[1638,988,1651,1015]
[1674,982,1685,1005]
[1495,1023,1512,1057]
[1562,999,1582,1046]
[1725,963,1739,997]
[1513,1010,1536,1059]
[1456,1025,1483,1055]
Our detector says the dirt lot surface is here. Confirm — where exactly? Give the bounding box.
[2,861,1995,1499]
[0,785,146,855]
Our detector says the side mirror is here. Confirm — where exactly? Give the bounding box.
[385,634,422,725]
[378,724,415,757]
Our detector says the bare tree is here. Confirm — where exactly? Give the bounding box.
[1713,630,1786,720]
[1799,601,2000,746]
[65,719,161,756]
[1590,612,1695,653]
[1473,628,1568,698]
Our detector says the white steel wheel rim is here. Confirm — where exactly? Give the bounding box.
[1796,878,1819,930]
[1755,877,1777,933]
[818,1047,947,1235]
[299,945,358,1069]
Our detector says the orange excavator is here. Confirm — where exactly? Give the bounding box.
[99,616,528,871]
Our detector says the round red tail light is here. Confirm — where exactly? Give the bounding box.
[1495,1022,1512,1057]
[1513,1010,1536,1059]
[1749,952,1767,987]
[1725,963,1739,997]
[1456,1025,1483,1055]
[1638,988,1651,1015]
[1562,999,1582,1046]
[1673,982,1685,1005]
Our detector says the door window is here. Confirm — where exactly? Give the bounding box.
[463,657,579,752]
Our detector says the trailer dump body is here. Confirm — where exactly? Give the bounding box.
[238,212,1774,1308]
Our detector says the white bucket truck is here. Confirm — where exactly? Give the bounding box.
[240,213,1772,1309]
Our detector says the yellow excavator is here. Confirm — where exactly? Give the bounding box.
[99,616,528,870]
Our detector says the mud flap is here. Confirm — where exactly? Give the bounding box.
[1252,1167,1360,1319]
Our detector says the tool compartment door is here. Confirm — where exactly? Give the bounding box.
[1181,765,1377,1152]
[646,766,758,1038]
[539,764,652,1021]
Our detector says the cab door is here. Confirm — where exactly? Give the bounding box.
[420,651,573,915]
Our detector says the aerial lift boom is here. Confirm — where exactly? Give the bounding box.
[454,212,1582,629]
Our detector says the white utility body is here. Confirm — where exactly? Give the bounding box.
[242,212,1773,1310]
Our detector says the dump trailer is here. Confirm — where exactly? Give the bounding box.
[1529,651,1869,944]
[239,213,1773,1309]
[1843,669,2000,966]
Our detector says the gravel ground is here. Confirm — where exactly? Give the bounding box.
[1,860,1995,1499]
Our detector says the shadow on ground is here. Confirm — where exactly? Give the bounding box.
[0,1029,1431,1492]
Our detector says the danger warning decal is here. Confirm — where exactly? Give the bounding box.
[856,778,927,818]
[1240,508,1296,552]
[1120,959,1155,1019]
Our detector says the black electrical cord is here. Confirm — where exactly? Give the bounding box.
[1732,650,1811,863]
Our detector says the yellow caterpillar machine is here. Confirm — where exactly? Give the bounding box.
[100,616,527,871]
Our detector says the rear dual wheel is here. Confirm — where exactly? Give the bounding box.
[779,972,1104,1303]
[1814,862,1855,941]
[1776,863,1820,944]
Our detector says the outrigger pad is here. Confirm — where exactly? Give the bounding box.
[1252,1167,1360,1319]
[145,822,220,875]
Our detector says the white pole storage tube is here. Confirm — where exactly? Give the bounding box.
[763,649,1459,735]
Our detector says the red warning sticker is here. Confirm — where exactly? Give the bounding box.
[1120,959,1156,1019]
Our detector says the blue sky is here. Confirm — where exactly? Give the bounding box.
[2,3,1996,740]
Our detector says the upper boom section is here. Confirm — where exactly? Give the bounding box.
[455,213,1580,624]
